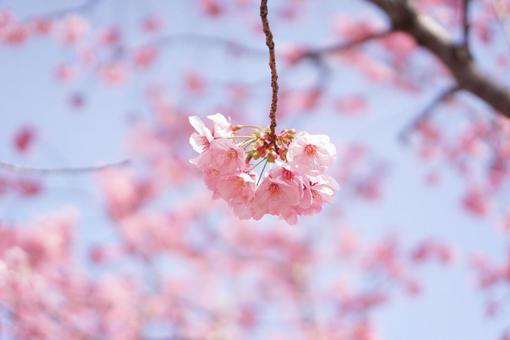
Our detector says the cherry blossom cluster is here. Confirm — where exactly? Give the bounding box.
[189,113,338,224]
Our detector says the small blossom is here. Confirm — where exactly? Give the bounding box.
[58,14,89,45]
[287,131,336,174]
[216,172,256,205]
[189,113,232,153]
[216,172,257,219]
[191,139,245,175]
[252,167,302,224]
[300,174,339,215]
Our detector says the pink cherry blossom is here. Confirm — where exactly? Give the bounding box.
[191,138,246,175]
[216,172,257,219]
[1,24,28,44]
[201,0,224,17]
[100,62,128,85]
[141,15,163,33]
[299,174,339,215]
[55,63,78,82]
[189,113,232,153]
[216,172,256,205]
[13,125,36,154]
[133,46,158,69]
[251,167,302,224]
[287,131,336,174]
[462,187,491,216]
[58,14,90,45]
[188,113,338,224]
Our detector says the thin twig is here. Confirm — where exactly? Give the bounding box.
[0,159,131,174]
[462,0,472,49]
[301,30,392,59]
[144,33,265,56]
[260,0,279,146]
[22,0,102,23]
[399,85,460,143]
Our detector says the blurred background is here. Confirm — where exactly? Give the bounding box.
[1,0,510,339]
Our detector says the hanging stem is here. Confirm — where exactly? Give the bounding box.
[260,0,279,147]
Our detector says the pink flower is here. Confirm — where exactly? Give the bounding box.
[133,46,158,69]
[287,131,336,174]
[299,174,339,214]
[462,187,490,216]
[141,15,163,33]
[1,24,28,44]
[98,168,155,219]
[55,63,78,82]
[189,113,232,153]
[13,125,36,154]
[192,139,246,175]
[184,71,206,94]
[252,167,302,224]
[58,14,90,45]
[100,63,128,85]
[216,172,257,219]
[202,168,222,195]
[201,0,223,17]
[188,113,338,224]
[216,172,256,204]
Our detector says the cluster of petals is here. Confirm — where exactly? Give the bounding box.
[189,113,338,224]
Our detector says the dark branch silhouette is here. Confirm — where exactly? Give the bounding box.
[0,159,130,175]
[462,0,472,49]
[22,0,102,22]
[300,30,392,59]
[366,0,510,117]
[399,85,460,143]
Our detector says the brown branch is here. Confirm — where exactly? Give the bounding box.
[22,0,102,23]
[132,32,387,92]
[399,85,460,143]
[260,0,279,144]
[144,33,266,56]
[462,0,472,49]
[0,159,130,175]
[367,0,510,117]
[300,30,392,59]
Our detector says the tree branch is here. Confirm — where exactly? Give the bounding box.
[399,85,460,143]
[0,159,130,175]
[462,0,472,49]
[142,33,266,56]
[300,30,392,59]
[366,0,510,117]
[22,0,102,22]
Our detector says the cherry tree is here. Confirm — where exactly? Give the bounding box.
[0,0,509,339]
